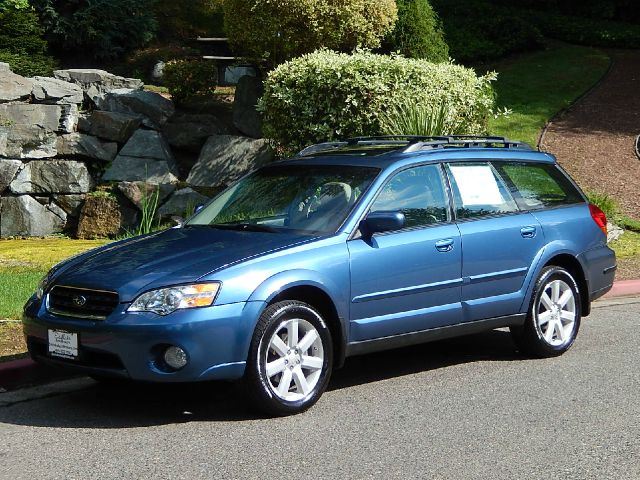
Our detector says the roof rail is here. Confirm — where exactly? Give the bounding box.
[296,135,532,157]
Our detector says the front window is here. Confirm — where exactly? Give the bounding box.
[186,165,379,234]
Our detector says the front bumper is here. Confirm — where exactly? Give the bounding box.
[23,295,266,382]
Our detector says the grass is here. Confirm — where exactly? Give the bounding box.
[0,238,109,322]
[488,44,610,147]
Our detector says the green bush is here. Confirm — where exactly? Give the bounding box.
[115,45,199,81]
[259,49,497,154]
[379,100,471,137]
[587,191,618,219]
[31,0,157,61]
[0,2,56,76]
[382,0,449,62]
[223,0,398,70]
[431,0,545,63]
[163,59,218,104]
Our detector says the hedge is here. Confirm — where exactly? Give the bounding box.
[259,50,497,154]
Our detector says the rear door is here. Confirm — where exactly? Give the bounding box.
[446,161,545,322]
[348,164,463,341]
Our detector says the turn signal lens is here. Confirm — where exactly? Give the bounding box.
[589,203,608,236]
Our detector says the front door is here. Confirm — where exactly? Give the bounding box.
[348,164,463,342]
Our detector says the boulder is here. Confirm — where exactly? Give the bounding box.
[76,195,122,239]
[56,133,117,162]
[0,195,66,237]
[53,194,85,217]
[87,110,142,143]
[187,135,273,187]
[0,126,58,159]
[77,113,92,133]
[102,129,178,184]
[100,88,175,129]
[157,188,210,219]
[607,222,624,243]
[10,160,94,194]
[232,75,264,138]
[117,181,175,210]
[0,159,22,193]
[60,104,79,133]
[0,104,62,131]
[150,61,165,84]
[0,67,33,103]
[31,76,83,105]
[162,113,228,152]
[118,129,174,160]
[53,69,143,105]
[102,157,179,184]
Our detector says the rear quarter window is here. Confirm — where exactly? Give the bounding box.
[496,162,584,210]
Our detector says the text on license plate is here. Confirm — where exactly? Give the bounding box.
[48,329,78,359]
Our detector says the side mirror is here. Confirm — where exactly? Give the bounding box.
[170,215,185,228]
[194,204,204,214]
[360,211,405,235]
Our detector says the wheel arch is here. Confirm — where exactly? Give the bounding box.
[248,270,348,369]
[543,254,590,317]
[268,285,346,369]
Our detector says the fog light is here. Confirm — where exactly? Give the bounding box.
[164,346,188,370]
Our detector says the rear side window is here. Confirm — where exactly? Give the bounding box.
[496,162,584,210]
[447,163,518,219]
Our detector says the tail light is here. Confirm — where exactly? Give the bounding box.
[589,203,608,236]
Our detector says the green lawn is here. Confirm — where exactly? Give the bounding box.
[488,44,610,146]
[0,239,109,321]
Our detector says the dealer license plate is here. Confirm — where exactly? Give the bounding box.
[48,329,78,360]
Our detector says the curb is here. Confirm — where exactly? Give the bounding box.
[2,279,640,391]
[601,279,640,299]
[0,357,74,392]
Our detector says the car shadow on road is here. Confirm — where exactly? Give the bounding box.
[0,330,523,428]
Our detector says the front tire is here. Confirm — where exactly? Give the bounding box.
[244,300,333,416]
[511,266,581,358]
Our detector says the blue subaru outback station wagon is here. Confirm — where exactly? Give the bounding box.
[23,136,616,415]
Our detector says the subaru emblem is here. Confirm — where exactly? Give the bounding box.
[72,295,87,307]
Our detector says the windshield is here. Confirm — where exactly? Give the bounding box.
[186,165,380,234]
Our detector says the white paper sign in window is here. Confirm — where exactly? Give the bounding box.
[449,165,504,206]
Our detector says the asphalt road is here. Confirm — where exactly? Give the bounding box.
[1,297,639,480]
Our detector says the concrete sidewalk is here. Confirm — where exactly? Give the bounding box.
[2,279,640,392]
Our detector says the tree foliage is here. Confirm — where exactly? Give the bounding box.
[223,0,398,70]
[0,0,56,76]
[383,0,449,62]
[31,0,157,61]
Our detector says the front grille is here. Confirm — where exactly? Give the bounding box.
[47,285,119,320]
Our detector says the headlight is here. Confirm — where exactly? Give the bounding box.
[127,283,221,316]
[36,271,54,300]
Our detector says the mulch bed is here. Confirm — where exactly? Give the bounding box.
[540,50,640,216]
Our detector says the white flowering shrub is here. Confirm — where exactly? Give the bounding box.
[259,49,497,154]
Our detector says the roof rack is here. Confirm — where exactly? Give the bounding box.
[296,135,533,157]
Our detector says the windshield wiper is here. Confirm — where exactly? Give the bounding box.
[208,223,281,233]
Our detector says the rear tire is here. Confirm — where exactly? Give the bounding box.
[244,300,333,416]
[511,266,581,358]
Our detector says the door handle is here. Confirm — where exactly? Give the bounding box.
[435,239,454,252]
[520,226,536,238]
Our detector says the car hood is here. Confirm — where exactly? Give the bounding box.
[52,227,316,301]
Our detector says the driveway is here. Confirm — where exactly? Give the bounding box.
[1,297,639,479]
